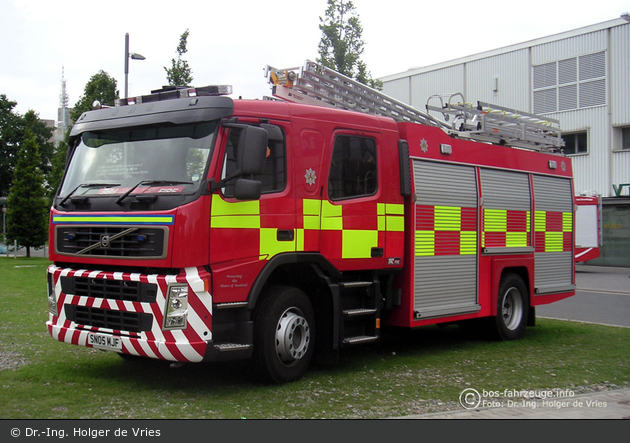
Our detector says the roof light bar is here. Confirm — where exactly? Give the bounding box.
[115,85,233,107]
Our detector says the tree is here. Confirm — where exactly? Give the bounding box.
[6,130,49,257]
[23,109,54,191]
[0,96,54,197]
[71,70,119,123]
[0,95,22,197]
[164,29,193,87]
[317,0,382,90]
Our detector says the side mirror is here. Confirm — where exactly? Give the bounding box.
[233,178,262,201]
[237,125,267,176]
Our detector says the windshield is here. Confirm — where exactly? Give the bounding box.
[59,121,217,198]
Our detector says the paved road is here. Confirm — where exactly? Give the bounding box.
[538,264,630,327]
[0,242,49,258]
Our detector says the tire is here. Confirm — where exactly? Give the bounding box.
[253,286,315,384]
[491,273,529,341]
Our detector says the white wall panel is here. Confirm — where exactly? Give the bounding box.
[466,50,531,111]
[409,65,465,111]
[382,77,410,105]
[550,107,609,195]
[611,24,630,125]
[531,30,608,65]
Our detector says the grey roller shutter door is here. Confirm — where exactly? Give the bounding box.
[412,160,480,319]
[533,175,574,294]
[480,169,532,253]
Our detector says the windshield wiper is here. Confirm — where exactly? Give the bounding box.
[59,183,121,207]
[115,180,193,205]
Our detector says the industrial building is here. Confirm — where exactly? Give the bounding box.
[380,14,630,265]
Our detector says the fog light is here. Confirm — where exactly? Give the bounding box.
[164,284,188,329]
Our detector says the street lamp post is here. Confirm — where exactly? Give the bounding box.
[124,33,145,98]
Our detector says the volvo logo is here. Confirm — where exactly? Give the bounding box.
[75,227,139,255]
[100,235,111,249]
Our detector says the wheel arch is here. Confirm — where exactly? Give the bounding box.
[247,253,339,308]
[247,253,342,357]
[490,259,533,317]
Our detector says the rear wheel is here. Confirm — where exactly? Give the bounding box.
[491,273,529,341]
[253,286,315,384]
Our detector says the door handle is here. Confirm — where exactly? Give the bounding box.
[277,230,294,241]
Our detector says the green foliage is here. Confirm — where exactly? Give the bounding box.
[0,96,54,197]
[23,110,54,192]
[70,70,119,123]
[317,0,382,90]
[0,95,21,197]
[164,29,193,87]
[48,139,68,203]
[6,130,49,256]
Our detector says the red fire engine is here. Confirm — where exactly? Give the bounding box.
[46,61,575,383]
[574,195,602,262]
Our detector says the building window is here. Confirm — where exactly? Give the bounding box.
[562,132,587,155]
[533,51,606,114]
[623,127,630,151]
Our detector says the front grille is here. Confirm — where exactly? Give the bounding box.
[65,305,152,332]
[61,276,157,303]
[55,225,167,258]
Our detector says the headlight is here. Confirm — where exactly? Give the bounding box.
[163,284,188,329]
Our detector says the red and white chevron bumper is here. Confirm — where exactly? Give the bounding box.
[46,265,213,362]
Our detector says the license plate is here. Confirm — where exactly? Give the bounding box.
[88,333,122,351]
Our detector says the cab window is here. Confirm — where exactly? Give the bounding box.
[328,135,377,200]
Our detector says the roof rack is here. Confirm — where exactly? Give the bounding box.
[265,60,564,153]
[265,60,440,127]
[426,93,564,152]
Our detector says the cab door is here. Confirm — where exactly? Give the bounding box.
[320,131,384,271]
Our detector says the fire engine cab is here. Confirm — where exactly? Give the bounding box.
[46,61,575,383]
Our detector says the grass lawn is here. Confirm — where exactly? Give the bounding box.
[1,257,629,419]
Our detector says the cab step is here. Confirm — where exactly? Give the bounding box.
[343,335,378,345]
[339,281,373,289]
[214,343,251,352]
[343,308,377,317]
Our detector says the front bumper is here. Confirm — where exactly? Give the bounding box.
[46,265,214,362]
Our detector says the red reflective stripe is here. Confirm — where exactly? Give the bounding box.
[461,207,477,231]
[534,232,546,252]
[434,231,461,255]
[546,212,563,232]
[415,205,435,230]
[507,211,528,232]
[484,232,507,248]
[563,232,573,252]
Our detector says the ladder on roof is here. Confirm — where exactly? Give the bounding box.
[264,59,440,127]
[264,60,564,152]
[426,93,564,152]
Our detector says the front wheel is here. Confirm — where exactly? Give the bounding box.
[491,273,529,341]
[253,286,315,384]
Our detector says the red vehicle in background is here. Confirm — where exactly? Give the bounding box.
[574,195,602,262]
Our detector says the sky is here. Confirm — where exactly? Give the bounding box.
[1,0,629,122]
